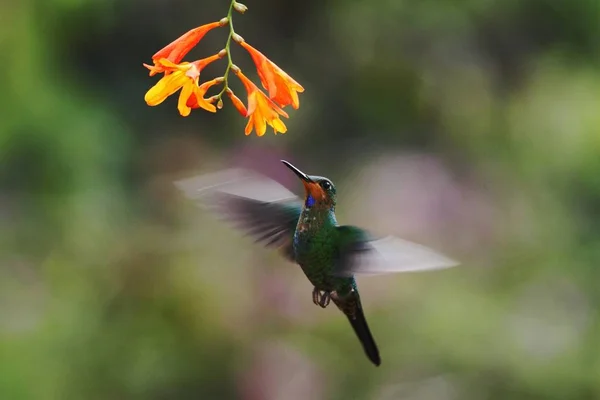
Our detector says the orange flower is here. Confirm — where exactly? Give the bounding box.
[226,88,248,116]
[237,39,304,109]
[144,20,226,76]
[144,56,223,116]
[235,69,288,136]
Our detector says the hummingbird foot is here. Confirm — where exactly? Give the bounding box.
[319,292,331,308]
[312,287,331,308]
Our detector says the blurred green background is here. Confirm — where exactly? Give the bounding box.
[2,0,600,399]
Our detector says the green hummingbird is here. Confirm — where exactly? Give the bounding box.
[175,160,458,367]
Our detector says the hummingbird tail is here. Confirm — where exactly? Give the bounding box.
[346,307,381,366]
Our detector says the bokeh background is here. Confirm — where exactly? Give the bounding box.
[2,0,600,398]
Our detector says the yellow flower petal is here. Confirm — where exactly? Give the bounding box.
[269,117,287,134]
[289,86,300,109]
[158,58,189,70]
[193,86,217,112]
[178,81,194,117]
[190,78,222,113]
[144,71,187,106]
[244,118,253,135]
[254,107,267,137]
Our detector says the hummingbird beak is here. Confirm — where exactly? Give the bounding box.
[281,160,324,200]
[281,160,313,183]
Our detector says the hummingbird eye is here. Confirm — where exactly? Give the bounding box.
[320,180,332,190]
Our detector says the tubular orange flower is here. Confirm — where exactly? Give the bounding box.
[144,55,223,116]
[226,88,248,116]
[235,69,288,136]
[236,39,304,109]
[143,20,226,76]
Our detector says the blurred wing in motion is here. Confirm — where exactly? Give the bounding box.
[209,194,302,260]
[174,168,299,204]
[335,225,459,277]
[174,168,302,260]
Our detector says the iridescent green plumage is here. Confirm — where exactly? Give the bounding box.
[290,177,380,366]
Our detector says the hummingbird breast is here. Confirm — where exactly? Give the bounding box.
[293,209,344,291]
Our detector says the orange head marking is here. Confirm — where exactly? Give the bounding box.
[303,181,326,202]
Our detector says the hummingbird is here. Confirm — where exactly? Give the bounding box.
[175,161,458,367]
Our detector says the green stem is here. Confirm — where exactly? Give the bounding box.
[217,0,237,101]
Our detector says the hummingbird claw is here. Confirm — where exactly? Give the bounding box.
[312,287,331,308]
[312,287,320,306]
[319,292,331,308]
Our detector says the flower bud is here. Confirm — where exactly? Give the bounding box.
[218,49,228,58]
[217,99,224,109]
[219,17,229,26]
[233,2,248,14]
[230,64,241,74]
[226,88,248,117]
[214,76,225,83]
[232,33,244,43]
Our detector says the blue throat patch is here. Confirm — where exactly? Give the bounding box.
[305,194,316,208]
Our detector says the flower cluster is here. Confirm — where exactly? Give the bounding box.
[143,1,304,136]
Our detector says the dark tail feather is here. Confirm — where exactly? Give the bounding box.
[346,307,381,366]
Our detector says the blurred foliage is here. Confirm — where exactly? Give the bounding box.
[2,0,600,399]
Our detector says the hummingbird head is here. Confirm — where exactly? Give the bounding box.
[281,160,337,210]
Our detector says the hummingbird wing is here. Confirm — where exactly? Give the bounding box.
[210,194,302,260]
[174,168,302,261]
[335,225,459,277]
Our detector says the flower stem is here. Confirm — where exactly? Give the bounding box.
[217,0,237,100]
